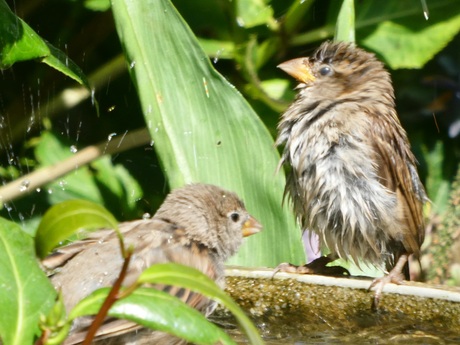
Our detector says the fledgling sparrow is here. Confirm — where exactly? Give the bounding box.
[276,41,427,307]
[43,183,262,344]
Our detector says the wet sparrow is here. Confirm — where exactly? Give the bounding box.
[276,41,427,308]
[44,183,262,344]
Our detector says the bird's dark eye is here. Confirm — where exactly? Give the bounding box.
[230,212,240,222]
[319,66,332,76]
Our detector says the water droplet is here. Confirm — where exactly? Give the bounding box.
[19,180,30,192]
[36,188,41,193]
[236,17,245,27]
[107,132,117,141]
[91,88,96,106]
[149,140,154,146]
[213,49,224,64]
[70,145,78,153]
[130,61,136,69]
[421,0,429,19]
[59,180,67,190]
[142,213,151,219]
[47,188,53,194]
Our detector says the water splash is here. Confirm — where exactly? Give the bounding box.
[421,0,429,20]
[27,92,35,133]
[76,121,82,142]
[213,49,225,64]
[65,43,69,67]
[91,88,96,106]
[3,203,12,212]
[19,180,30,192]
[59,180,67,190]
[117,130,128,148]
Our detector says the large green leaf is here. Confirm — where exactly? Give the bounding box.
[110,0,305,266]
[334,0,355,43]
[70,287,236,345]
[35,199,118,258]
[0,0,89,87]
[358,0,460,69]
[35,132,104,205]
[363,12,460,69]
[0,218,56,345]
[35,131,142,218]
[138,263,263,345]
[236,0,276,29]
[291,0,460,70]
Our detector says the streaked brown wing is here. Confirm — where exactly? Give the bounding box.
[47,218,217,345]
[371,111,426,256]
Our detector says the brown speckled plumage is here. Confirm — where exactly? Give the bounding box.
[44,184,261,344]
[276,41,427,305]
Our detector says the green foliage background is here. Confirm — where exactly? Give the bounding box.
[1,0,460,343]
[0,0,459,262]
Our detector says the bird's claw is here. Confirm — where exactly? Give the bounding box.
[273,256,350,278]
[368,272,406,310]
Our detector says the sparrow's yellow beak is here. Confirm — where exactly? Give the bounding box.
[242,216,262,237]
[278,58,315,84]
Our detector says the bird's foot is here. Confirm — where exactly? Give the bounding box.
[273,256,350,277]
[368,254,409,310]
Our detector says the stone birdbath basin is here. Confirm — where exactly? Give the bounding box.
[213,267,460,344]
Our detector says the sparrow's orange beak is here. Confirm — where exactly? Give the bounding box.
[242,216,262,237]
[278,58,315,84]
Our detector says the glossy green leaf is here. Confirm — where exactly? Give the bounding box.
[138,263,264,345]
[0,218,56,345]
[363,13,460,69]
[35,132,104,204]
[35,131,142,218]
[292,0,460,67]
[0,0,49,67]
[85,0,111,11]
[422,141,451,215]
[236,0,276,29]
[69,287,236,345]
[0,0,89,88]
[35,199,118,258]
[111,0,305,267]
[198,38,235,60]
[334,0,355,43]
[41,43,90,88]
